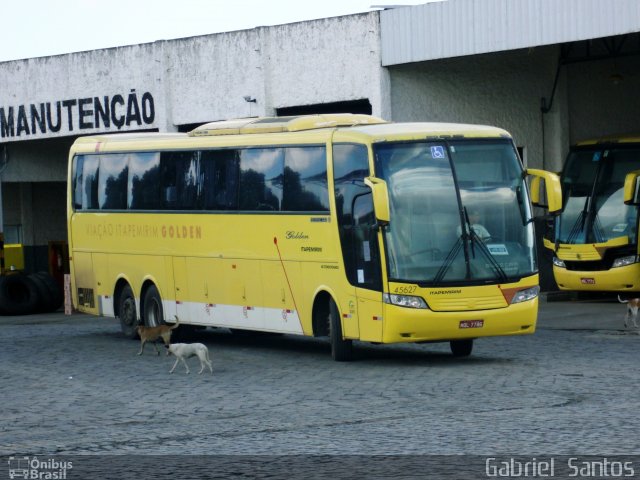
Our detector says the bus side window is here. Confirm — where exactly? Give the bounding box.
[128,152,160,210]
[202,149,240,211]
[353,193,382,290]
[333,143,381,290]
[160,152,179,209]
[82,155,100,210]
[282,146,329,212]
[98,154,129,210]
[239,148,283,211]
[73,155,84,210]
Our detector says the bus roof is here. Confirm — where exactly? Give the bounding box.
[71,115,512,150]
[574,133,640,146]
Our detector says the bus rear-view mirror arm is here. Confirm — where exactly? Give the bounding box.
[526,169,562,214]
[623,170,640,205]
[364,177,390,225]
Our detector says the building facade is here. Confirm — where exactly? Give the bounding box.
[1,0,639,276]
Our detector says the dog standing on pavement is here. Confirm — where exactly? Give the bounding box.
[136,318,180,356]
[618,295,640,329]
[165,343,213,374]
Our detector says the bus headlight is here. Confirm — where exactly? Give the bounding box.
[612,255,638,268]
[511,286,540,304]
[383,293,429,309]
[552,257,566,268]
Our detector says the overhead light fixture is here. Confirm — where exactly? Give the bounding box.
[243,96,257,103]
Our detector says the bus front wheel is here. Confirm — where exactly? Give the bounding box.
[119,285,138,339]
[329,299,353,362]
[450,339,473,357]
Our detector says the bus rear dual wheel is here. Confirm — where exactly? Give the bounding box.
[119,284,166,338]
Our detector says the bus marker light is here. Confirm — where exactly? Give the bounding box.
[459,320,484,329]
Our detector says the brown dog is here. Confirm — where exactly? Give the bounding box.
[618,295,640,329]
[136,317,180,355]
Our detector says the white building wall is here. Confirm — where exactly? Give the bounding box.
[0,44,169,143]
[166,13,387,124]
[167,29,265,125]
[0,12,385,145]
[388,46,569,171]
[264,14,390,118]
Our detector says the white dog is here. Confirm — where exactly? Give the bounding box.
[618,295,640,329]
[165,343,213,374]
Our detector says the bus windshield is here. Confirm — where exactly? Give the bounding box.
[557,146,640,245]
[374,139,535,286]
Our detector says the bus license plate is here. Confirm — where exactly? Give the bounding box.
[581,278,596,285]
[459,320,484,329]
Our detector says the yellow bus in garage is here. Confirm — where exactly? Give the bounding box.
[67,114,560,360]
[545,135,640,293]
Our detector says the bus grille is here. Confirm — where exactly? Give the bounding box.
[77,288,95,308]
[429,295,506,312]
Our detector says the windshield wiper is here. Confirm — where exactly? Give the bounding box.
[468,228,508,282]
[433,237,464,284]
[566,197,590,244]
[462,206,508,282]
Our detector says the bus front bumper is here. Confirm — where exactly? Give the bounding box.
[553,263,640,292]
[381,298,537,344]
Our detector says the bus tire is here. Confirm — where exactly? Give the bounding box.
[143,285,165,328]
[27,273,53,313]
[450,339,473,357]
[0,274,40,316]
[329,298,353,361]
[34,271,63,312]
[119,284,138,339]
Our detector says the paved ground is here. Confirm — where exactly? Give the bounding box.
[0,294,638,460]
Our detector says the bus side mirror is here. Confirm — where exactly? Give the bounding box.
[526,169,562,214]
[364,177,390,225]
[623,171,640,205]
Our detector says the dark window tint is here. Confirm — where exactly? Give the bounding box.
[81,155,100,210]
[333,144,375,287]
[202,150,240,210]
[72,156,84,210]
[160,151,201,210]
[333,144,370,225]
[239,148,283,211]
[98,154,128,210]
[128,152,161,209]
[282,146,329,211]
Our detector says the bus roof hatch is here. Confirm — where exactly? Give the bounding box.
[188,114,387,136]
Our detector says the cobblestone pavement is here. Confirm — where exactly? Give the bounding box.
[1,295,639,456]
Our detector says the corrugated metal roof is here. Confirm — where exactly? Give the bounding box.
[381,0,640,66]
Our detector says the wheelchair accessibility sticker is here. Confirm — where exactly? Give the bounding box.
[431,146,445,159]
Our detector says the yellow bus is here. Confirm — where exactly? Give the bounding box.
[67,114,560,361]
[545,135,640,292]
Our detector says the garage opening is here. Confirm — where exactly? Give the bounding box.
[276,99,372,116]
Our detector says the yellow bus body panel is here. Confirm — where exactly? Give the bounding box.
[67,118,539,345]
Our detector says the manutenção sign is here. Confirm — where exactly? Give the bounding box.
[0,89,156,140]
